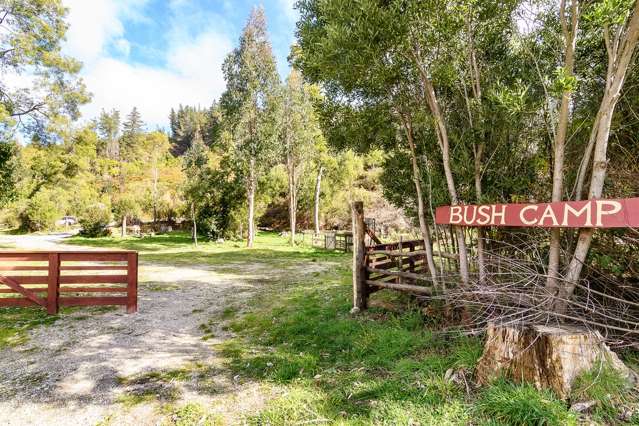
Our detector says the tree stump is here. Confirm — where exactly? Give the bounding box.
[475,324,635,399]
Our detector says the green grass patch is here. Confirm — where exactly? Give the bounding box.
[161,402,224,426]
[117,363,220,407]
[475,379,576,425]
[571,360,638,423]
[0,307,59,348]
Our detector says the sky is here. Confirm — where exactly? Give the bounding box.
[61,0,298,130]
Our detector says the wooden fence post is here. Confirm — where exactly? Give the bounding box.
[127,252,138,313]
[351,201,368,312]
[47,253,60,315]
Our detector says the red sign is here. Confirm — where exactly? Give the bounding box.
[435,198,639,228]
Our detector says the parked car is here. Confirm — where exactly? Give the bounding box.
[55,216,78,226]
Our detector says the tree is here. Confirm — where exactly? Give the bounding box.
[558,0,639,311]
[0,0,90,141]
[97,109,121,160]
[121,107,144,157]
[280,69,321,245]
[183,126,208,245]
[220,6,282,248]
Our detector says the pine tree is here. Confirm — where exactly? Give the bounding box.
[122,107,144,158]
[220,6,282,248]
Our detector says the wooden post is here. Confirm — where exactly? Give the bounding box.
[127,252,138,313]
[47,253,60,315]
[351,201,368,312]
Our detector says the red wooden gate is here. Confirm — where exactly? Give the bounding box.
[0,251,138,314]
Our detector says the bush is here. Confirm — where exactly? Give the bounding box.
[79,203,112,237]
[19,192,60,232]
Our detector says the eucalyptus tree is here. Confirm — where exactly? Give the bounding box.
[557,0,639,312]
[220,7,282,247]
[183,127,208,245]
[280,69,322,245]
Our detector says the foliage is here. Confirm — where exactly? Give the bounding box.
[0,0,90,140]
[18,190,60,231]
[78,203,112,237]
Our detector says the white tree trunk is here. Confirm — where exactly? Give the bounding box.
[401,115,440,287]
[191,202,197,246]
[287,152,297,246]
[247,158,256,248]
[421,77,470,285]
[547,0,579,294]
[560,5,639,311]
[314,165,323,235]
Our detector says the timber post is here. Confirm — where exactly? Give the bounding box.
[47,253,60,315]
[351,201,368,313]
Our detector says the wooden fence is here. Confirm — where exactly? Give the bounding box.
[0,251,138,314]
[352,201,457,311]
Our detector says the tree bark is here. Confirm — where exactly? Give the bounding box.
[559,4,639,312]
[547,0,579,295]
[247,158,256,248]
[421,75,470,285]
[287,151,297,246]
[191,202,197,246]
[314,165,323,235]
[400,114,440,287]
[121,215,127,238]
[476,324,634,400]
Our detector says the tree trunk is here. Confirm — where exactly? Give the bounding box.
[314,165,323,235]
[547,0,579,295]
[152,165,159,223]
[473,143,487,285]
[560,6,639,312]
[287,152,297,246]
[421,77,470,285]
[191,202,197,246]
[401,114,439,287]
[247,158,256,248]
[476,324,634,400]
[121,215,127,238]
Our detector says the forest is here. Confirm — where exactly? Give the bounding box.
[2,0,639,424]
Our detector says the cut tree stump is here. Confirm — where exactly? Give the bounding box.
[475,324,635,399]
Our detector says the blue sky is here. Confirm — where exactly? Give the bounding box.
[62,0,298,129]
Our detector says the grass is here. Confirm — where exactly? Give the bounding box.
[571,360,638,423]
[4,231,635,425]
[215,257,575,425]
[0,307,59,348]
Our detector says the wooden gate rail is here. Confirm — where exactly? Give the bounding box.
[0,251,138,314]
[351,201,455,311]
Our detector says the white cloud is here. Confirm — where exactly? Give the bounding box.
[62,0,232,130]
[278,0,299,22]
[113,38,131,57]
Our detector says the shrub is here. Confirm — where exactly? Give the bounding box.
[19,192,60,232]
[79,203,112,237]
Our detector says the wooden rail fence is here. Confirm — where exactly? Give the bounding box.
[352,201,456,311]
[0,251,138,314]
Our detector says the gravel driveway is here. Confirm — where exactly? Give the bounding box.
[0,235,301,425]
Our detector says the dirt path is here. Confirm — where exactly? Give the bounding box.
[0,236,322,425]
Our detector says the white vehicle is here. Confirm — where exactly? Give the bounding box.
[56,216,78,226]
